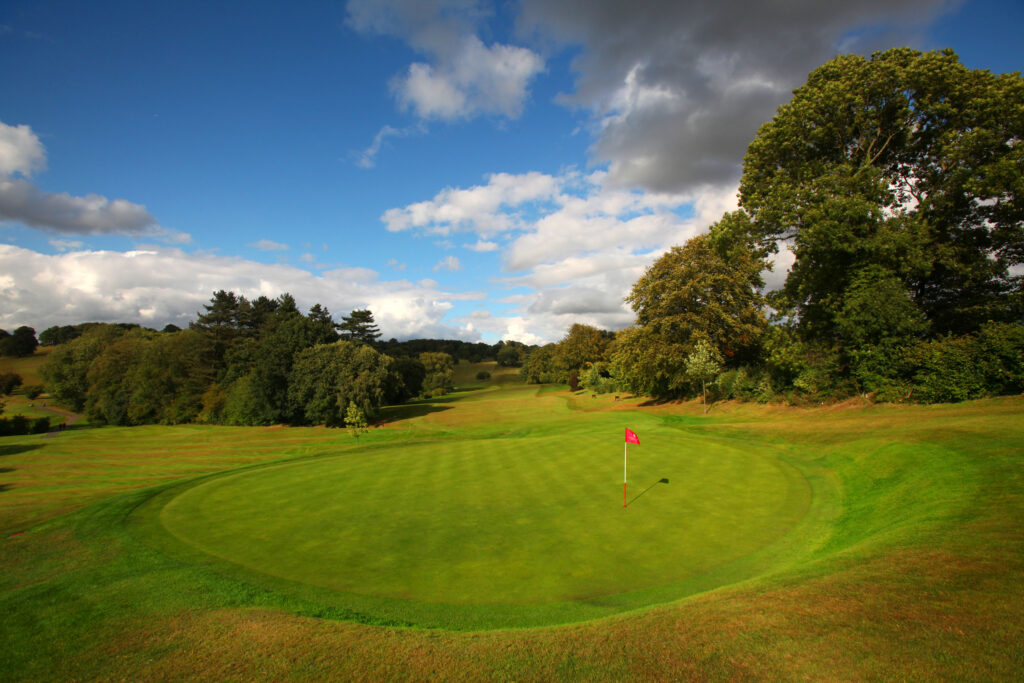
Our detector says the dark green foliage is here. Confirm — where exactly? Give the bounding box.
[23,384,44,400]
[0,326,38,357]
[288,341,393,425]
[520,344,564,384]
[740,48,1023,339]
[475,371,491,381]
[384,357,426,403]
[420,352,454,394]
[0,372,22,395]
[31,416,50,434]
[0,414,30,436]
[911,323,1024,403]
[337,309,381,344]
[41,324,129,411]
[496,342,524,367]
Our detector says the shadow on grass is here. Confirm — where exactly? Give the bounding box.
[0,444,43,458]
[627,478,669,507]
[377,403,454,424]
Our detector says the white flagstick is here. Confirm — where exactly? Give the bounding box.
[624,440,628,508]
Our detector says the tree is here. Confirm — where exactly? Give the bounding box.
[520,344,565,384]
[288,340,394,426]
[740,48,1024,340]
[40,324,128,411]
[337,309,381,344]
[556,324,614,374]
[307,304,339,345]
[345,400,368,440]
[685,340,723,414]
[0,326,39,357]
[0,372,22,395]
[419,351,454,394]
[628,229,766,365]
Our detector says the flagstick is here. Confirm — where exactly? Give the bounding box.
[624,441,628,508]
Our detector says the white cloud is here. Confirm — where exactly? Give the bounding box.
[348,2,544,121]
[382,170,559,235]
[0,120,189,242]
[379,169,745,342]
[392,37,544,121]
[249,239,290,251]
[434,255,461,271]
[464,239,498,252]
[0,244,482,340]
[0,121,46,177]
[386,258,407,270]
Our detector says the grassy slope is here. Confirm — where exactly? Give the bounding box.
[1,372,1022,680]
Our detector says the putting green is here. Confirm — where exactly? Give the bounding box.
[154,425,811,626]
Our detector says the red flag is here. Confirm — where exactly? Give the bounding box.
[625,428,640,445]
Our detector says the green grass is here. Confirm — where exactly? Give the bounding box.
[1,384,1022,679]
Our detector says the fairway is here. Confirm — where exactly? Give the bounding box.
[4,381,1024,679]
[156,431,809,611]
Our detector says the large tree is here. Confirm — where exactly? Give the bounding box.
[337,309,381,344]
[740,48,1023,340]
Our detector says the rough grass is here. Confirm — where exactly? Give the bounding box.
[1,383,1022,680]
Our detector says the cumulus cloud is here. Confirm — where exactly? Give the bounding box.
[518,0,954,193]
[347,0,544,121]
[0,244,482,340]
[379,170,743,342]
[0,120,189,242]
[0,121,46,177]
[383,170,559,236]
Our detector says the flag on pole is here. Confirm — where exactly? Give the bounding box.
[624,428,639,507]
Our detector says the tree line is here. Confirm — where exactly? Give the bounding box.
[521,49,1024,405]
[36,293,529,427]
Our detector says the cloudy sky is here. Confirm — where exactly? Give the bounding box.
[2,0,1021,343]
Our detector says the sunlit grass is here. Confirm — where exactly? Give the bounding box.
[1,383,1022,679]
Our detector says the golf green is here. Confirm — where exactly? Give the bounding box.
[156,427,811,622]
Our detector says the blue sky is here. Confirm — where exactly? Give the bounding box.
[1,0,1021,343]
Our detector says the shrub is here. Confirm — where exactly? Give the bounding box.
[475,371,491,381]
[31,416,51,434]
[23,385,44,400]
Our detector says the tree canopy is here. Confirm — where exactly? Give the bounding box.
[739,48,1023,339]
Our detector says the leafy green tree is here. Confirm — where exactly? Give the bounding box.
[337,309,381,344]
[520,344,566,384]
[345,400,368,440]
[627,230,766,365]
[223,312,318,425]
[609,326,690,398]
[685,339,723,414]
[289,341,393,425]
[556,324,614,375]
[496,342,524,367]
[740,48,1024,339]
[127,330,216,424]
[419,351,454,394]
[85,331,149,425]
[40,324,128,411]
[384,356,426,403]
[0,326,38,357]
